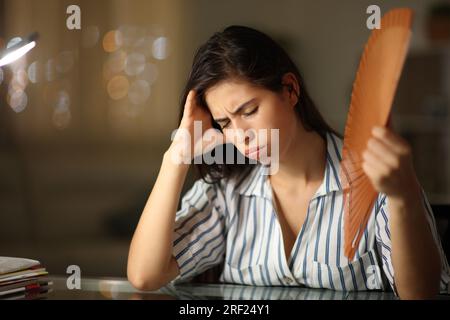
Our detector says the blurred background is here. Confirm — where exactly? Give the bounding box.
[0,0,449,277]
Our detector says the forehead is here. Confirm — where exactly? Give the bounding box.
[205,79,262,116]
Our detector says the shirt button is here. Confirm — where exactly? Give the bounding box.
[284,277,294,284]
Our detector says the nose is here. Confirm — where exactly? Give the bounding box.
[224,120,256,146]
[244,129,256,146]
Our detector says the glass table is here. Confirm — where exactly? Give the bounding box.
[41,276,399,300]
[6,276,450,300]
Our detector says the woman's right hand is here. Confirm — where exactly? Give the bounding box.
[167,90,224,164]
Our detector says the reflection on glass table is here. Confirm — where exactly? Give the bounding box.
[31,277,400,300]
[8,276,446,300]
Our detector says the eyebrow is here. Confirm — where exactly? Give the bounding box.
[213,98,257,123]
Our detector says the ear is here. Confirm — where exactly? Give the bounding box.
[281,73,300,107]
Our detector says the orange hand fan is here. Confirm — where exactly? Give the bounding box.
[341,8,414,260]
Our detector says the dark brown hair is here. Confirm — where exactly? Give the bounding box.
[179,25,340,184]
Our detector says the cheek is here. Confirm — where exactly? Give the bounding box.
[251,109,294,156]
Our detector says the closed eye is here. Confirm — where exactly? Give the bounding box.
[219,120,231,130]
[216,106,258,130]
[243,106,258,117]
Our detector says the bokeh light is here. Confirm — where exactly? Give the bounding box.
[152,37,168,60]
[7,37,22,49]
[45,59,56,82]
[103,50,127,80]
[28,61,43,83]
[10,69,28,91]
[137,63,158,85]
[43,80,72,108]
[50,89,72,129]
[82,25,100,48]
[124,52,145,76]
[9,54,27,74]
[102,25,166,105]
[117,25,145,48]
[54,90,71,110]
[128,79,150,105]
[107,75,129,100]
[52,105,71,129]
[7,67,28,111]
[7,90,28,113]
[16,69,28,87]
[133,35,154,58]
[103,30,123,53]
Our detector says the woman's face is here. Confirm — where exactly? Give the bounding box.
[204,76,299,163]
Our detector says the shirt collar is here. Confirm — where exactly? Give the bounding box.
[235,132,344,200]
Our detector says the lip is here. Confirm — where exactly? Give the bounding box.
[245,145,266,157]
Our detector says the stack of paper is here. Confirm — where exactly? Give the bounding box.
[0,257,52,299]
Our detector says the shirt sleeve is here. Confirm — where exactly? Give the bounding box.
[170,178,227,284]
[375,188,450,295]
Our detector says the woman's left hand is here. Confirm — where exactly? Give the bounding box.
[362,126,421,202]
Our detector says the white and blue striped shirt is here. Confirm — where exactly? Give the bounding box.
[171,132,450,293]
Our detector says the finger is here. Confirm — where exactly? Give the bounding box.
[372,126,410,155]
[362,149,390,175]
[362,161,382,190]
[366,137,399,168]
[193,129,224,157]
[202,129,225,154]
[183,90,196,117]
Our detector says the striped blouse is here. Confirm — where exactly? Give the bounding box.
[171,132,450,293]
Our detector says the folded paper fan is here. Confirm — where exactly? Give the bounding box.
[341,8,414,260]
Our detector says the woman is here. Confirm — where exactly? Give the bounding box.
[127,25,449,299]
